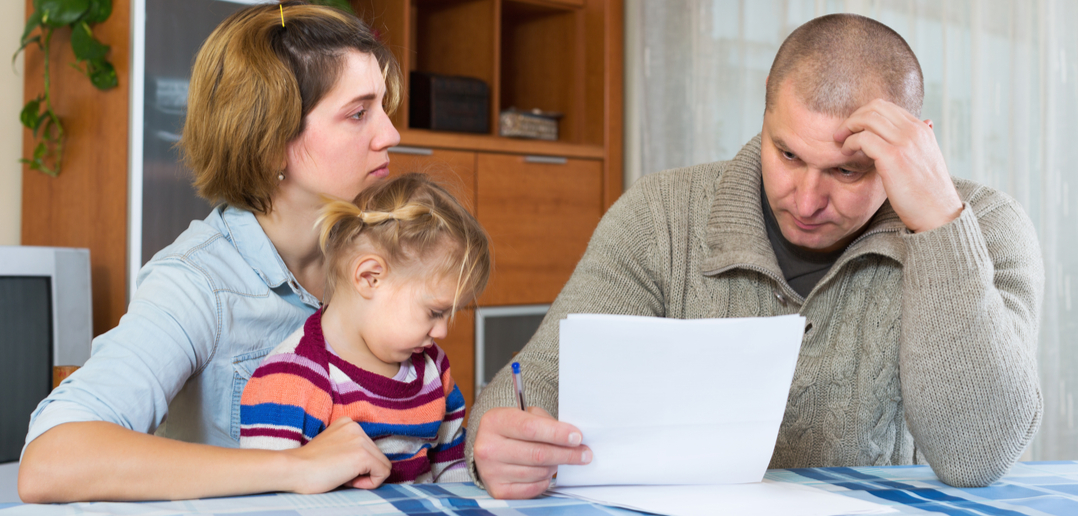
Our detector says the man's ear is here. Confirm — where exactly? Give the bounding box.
[764,75,769,88]
[352,255,388,300]
[923,119,934,129]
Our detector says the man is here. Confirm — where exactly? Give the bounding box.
[465,13,1044,499]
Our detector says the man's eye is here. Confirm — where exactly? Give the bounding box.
[781,150,797,160]
[835,168,862,181]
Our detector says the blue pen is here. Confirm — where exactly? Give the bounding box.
[511,362,527,411]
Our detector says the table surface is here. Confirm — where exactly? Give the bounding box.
[3,461,1077,515]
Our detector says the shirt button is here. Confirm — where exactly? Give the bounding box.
[773,290,788,307]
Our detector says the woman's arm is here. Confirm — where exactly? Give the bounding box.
[17,233,322,502]
[19,419,389,502]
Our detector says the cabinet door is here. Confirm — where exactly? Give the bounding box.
[477,154,603,306]
[388,148,476,212]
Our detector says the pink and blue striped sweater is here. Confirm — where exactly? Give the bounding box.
[239,311,468,483]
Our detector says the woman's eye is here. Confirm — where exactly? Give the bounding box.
[430,310,445,319]
[351,109,367,121]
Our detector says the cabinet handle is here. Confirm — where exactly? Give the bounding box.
[524,155,568,165]
[389,146,434,156]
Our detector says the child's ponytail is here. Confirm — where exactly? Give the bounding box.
[316,173,491,310]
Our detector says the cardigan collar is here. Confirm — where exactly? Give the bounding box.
[700,135,909,295]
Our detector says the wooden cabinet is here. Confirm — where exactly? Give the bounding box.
[477,154,602,305]
[357,0,622,408]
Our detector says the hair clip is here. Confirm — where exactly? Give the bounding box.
[280,4,285,28]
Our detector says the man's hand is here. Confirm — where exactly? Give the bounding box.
[473,406,592,499]
[834,99,963,233]
[283,417,393,493]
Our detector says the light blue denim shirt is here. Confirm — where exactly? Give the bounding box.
[24,206,319,453]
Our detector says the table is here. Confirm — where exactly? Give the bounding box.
[3,461,1077,515]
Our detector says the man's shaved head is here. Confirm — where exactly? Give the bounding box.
[765,13,923,118]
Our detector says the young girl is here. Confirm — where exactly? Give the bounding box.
[239,173,491,485]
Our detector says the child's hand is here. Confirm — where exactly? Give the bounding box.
[283,417,392,493]
[473,406,592,499]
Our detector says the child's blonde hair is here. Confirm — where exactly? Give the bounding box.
[316,173,491,312]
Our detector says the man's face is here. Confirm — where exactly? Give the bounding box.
[760,82,888,253]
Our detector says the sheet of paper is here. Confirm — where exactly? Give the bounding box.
[557,313,805,487]
[549,480,897,516]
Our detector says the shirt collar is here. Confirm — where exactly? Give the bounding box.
[217,205,294,289]
[700,135,908,279]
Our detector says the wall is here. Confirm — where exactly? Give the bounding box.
[0,3,24,245]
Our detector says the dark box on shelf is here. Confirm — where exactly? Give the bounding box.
[409,72,490,134]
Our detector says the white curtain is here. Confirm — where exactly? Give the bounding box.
[626,0,1078,461]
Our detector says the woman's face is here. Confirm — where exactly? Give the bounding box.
[282,50,401,204]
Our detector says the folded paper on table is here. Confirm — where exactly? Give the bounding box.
[557,313,805,487]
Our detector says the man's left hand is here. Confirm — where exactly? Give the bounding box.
[834,99,963,233]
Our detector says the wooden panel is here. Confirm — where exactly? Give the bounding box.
[500,2,583,143]
[413,0,498,136]
[21,0,130,337]
[388,148,477,211]
[476,153,602,306]
[439,308,476,418]
[601,0,624,209]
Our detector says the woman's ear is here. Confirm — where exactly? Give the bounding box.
[352,255,387,299]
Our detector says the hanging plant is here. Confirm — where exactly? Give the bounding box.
[15,0,117,177]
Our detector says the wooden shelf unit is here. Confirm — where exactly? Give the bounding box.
[355,0,623,407]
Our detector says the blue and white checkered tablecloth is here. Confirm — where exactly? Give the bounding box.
[4,461,1078,515]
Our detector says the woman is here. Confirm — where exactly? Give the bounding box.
[18,2,402,502]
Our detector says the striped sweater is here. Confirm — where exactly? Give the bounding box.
[240,310,468,483]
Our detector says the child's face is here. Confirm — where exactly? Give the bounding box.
[362,272,457,365]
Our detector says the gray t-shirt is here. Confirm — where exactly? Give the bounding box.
[761,187,843,298]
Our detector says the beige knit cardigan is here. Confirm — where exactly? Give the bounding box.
[466,135,1044,488]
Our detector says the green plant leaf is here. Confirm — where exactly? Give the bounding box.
[309,0,355,15]
[71,21,108,60]
[87,58,117,89]
[20,98,42,130]
[33,141,46,160]
[21,10,43,47]
[33,112,51,137]
[82,0,111,24]
[39,0,90,28]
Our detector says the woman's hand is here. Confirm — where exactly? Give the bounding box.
[473,406,592,499]
[283,417,392,493]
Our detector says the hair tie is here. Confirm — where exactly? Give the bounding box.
[280,4,285,27]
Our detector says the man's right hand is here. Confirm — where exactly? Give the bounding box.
[473,406,592,499]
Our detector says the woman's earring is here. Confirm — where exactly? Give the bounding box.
[278,171,285,181]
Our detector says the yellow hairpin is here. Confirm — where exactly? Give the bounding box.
[280,4,285,27]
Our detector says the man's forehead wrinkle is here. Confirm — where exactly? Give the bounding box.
[769,98,873,170]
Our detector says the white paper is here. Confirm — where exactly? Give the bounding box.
[550,481,897,516]
[557,314,805,487]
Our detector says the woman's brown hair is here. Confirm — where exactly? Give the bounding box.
[180,1,402,214]
[316,173,492,313]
